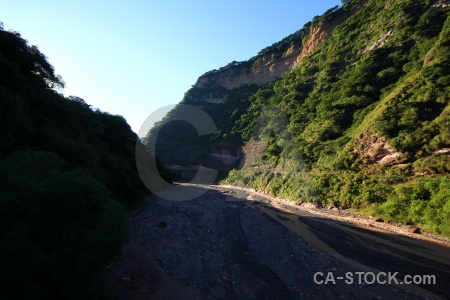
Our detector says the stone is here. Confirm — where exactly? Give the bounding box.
[407,226,421,234]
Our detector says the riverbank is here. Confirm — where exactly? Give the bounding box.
[216,184,450,246]
[106,183,450,299]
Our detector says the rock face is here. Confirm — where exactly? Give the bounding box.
[195,52,295,91]
[186,19,352,104]
[363,30,395,53]
[185,4,367,104]
[354,134,404,165]
[207,144,243,166]
[193,26,334,93]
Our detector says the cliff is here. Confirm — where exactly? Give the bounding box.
[185,1,369,104]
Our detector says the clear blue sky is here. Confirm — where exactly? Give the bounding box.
[1,1,341,135]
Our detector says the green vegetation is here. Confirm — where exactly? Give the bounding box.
[0,27,151,298]
[149,0,450,237]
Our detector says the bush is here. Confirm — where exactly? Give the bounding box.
[0,150,127,299]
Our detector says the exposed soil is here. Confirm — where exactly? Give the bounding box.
[106,184,450,299]
[353,134,403,165]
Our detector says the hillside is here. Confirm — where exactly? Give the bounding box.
[146,0,450,237]
[0,25,157,299]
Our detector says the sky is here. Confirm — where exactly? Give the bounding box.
[1,1,341,135]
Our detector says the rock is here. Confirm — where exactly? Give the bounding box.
[407,226,421,234]
[433,148,450,155]
[375,218,384,222]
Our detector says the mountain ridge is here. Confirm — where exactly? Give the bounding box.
[147,0,450,237]
[188,2,366,101]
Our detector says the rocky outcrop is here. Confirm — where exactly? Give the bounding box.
[432,0,450,9]
[192,7,366,94]
[354,134,404,165]
[194,25,334,92]
[296,26,331,65]
[363,30,395,53]
[433,148,450,155]
[194,48,302,91]
[190,1,373,97]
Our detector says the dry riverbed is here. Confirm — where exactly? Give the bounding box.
[106,184,450,299]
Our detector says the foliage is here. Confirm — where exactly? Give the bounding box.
[0,150,127,299]
[146,0,450,237]
[373,176,450,236]
[0,27,152,298]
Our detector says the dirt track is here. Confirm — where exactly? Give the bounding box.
[106,184,450,299]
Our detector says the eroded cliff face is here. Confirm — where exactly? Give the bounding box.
[193,27,329,94]
[189,3,367,102]
[195,46,302,91]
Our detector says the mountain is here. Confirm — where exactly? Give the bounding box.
[146,0,450,237]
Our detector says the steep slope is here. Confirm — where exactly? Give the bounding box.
[185,3,363,103]
[0,26,155,299]
[146,0,450,237]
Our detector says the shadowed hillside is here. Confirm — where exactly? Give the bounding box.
[0,24,158,299]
